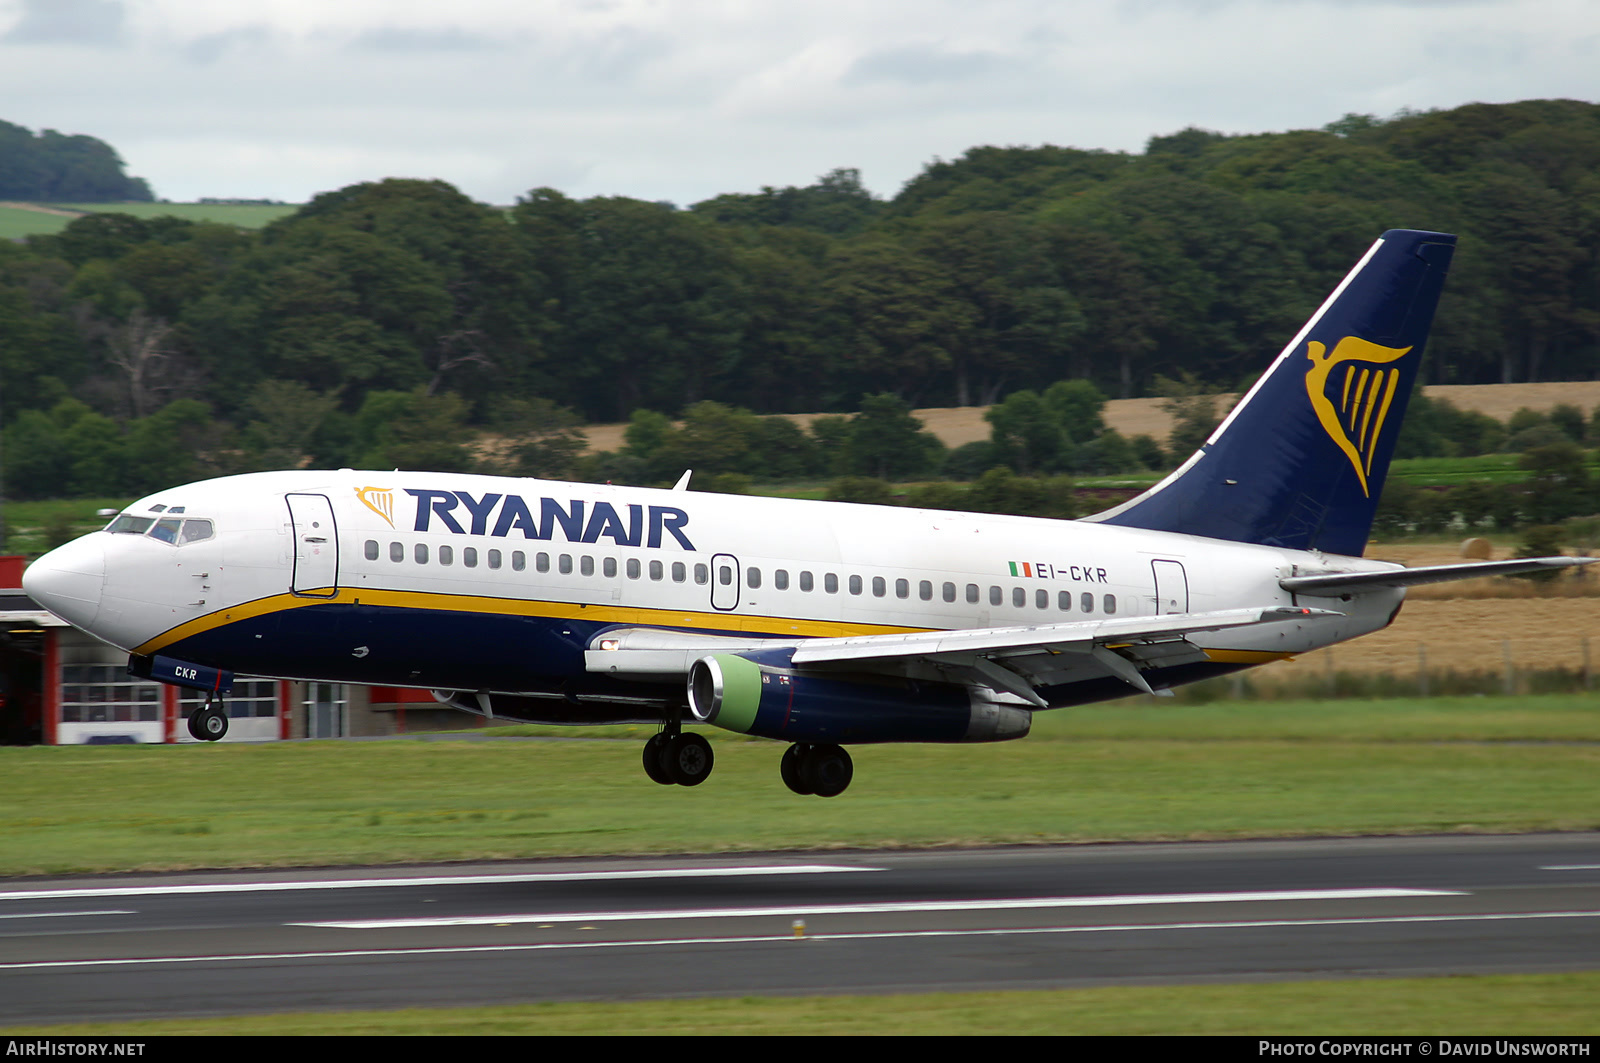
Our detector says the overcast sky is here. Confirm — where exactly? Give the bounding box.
[2,0,1596,207]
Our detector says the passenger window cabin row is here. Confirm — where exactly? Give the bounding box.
[362,540,1117,615]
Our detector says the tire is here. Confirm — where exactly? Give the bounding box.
[642,733,674,785]
[780,744,812,795]
[190,706,228,742]
[800,744,852,798]
[662,732,714,786]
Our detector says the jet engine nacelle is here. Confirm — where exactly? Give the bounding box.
[686,652,1031,744]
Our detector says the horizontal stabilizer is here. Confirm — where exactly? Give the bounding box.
[1282,556,1596,595]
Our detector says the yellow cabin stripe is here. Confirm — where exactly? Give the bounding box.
[133,587,931,657]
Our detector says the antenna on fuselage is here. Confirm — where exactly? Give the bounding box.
[672,470,693,491]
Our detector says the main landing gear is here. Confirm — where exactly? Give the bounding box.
[186,696,228,742]
[780,743,853,798]
[643,725,714,787]
[637,726,854,797]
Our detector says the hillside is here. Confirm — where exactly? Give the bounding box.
[579,382,1600,454]
[0,200,298,239]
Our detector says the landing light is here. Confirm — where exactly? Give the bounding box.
[598,638,621,651]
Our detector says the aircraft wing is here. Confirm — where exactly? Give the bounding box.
[586,606,1337,704]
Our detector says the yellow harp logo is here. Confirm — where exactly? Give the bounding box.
[1305,336,1412,497]
[356,485,395,528]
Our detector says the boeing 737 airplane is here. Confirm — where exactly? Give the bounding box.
[23,229,1590,796]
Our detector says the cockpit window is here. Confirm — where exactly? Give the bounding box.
[179,519,214,544]
[148,504,167,513]
[107,513,215,544]
[107,516,155,535]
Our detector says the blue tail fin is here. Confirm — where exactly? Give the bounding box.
[1088,229,1456,556]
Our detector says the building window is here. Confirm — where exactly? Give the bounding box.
[60,664,160,723]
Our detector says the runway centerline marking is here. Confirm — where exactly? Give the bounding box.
[293,888,1460,929]
[0,865,881,902]
[0,910,134,921]
[4,909,1592,972]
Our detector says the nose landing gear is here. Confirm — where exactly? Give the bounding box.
[186,697,228,742]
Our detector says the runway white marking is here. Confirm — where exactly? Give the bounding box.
[1542,865,1600,870]
[0,865,879,902]
[0,910,133,921]
[294,888,1459,929]
[3,910,1594,972]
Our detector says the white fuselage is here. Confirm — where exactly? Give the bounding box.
[24,469,1405,707]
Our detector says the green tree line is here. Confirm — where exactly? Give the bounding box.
[1,99,1599,501]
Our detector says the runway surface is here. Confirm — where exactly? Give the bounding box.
[1,833,1597,1024]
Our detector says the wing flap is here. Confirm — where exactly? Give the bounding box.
[787,606,1333,666]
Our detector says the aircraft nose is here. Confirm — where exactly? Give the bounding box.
[23,536,105,630]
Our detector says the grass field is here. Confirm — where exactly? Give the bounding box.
[6,972,1597,1036]
[2,694,1596,877]
[0,204,73,240]
[2,696,1597,1034]
[54,201,300,227]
